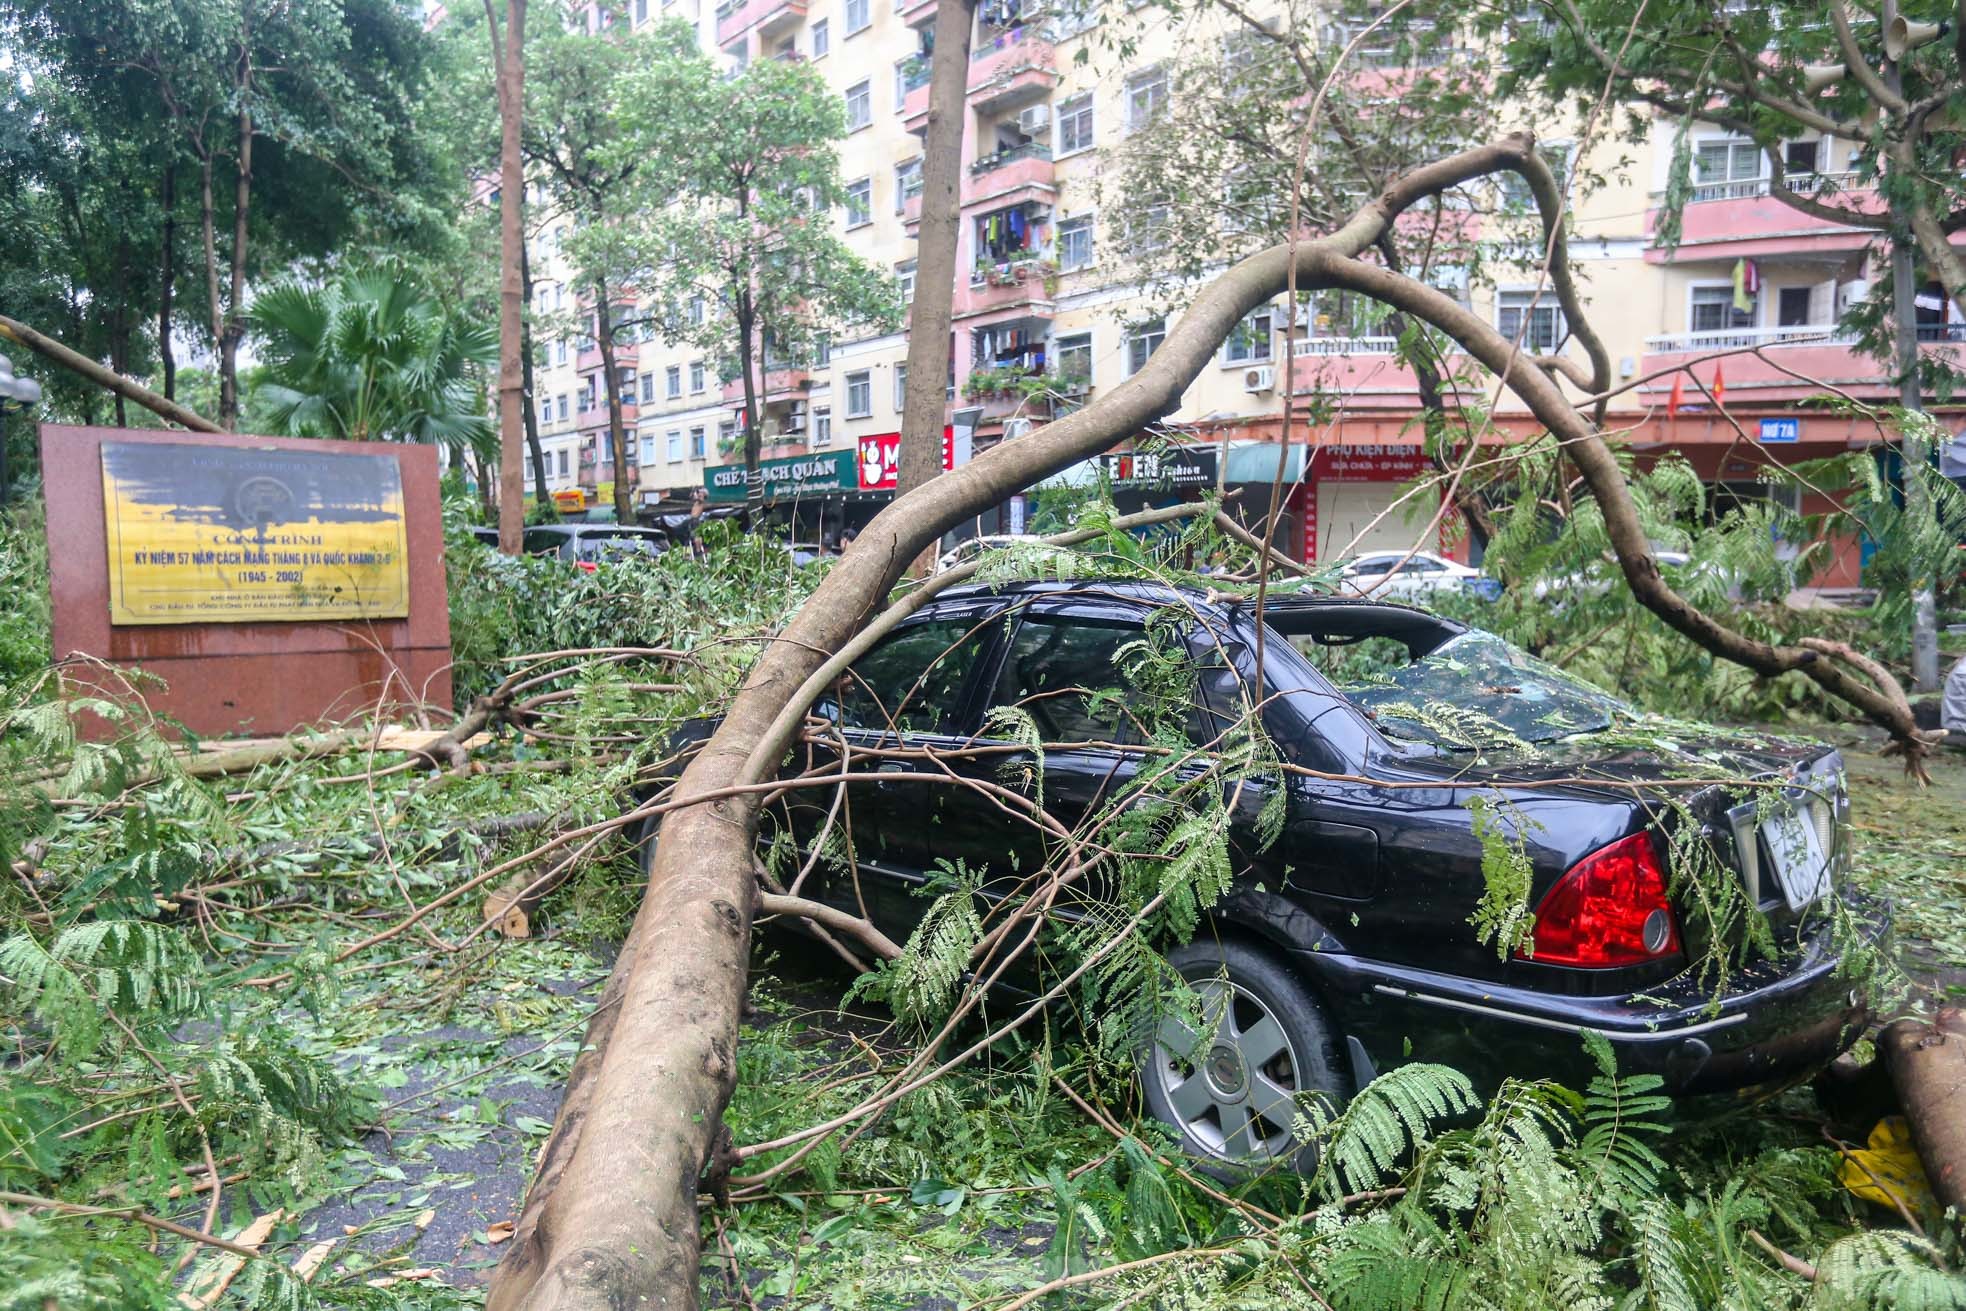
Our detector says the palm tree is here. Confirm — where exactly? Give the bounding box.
[246,268,498,458]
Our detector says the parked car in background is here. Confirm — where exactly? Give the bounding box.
[1335,550,1500,602]
[654,580,1876,1171]
[520,524,669,571]
[468,526,501,547]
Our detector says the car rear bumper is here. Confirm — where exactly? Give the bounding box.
[1297,903,1886,1098]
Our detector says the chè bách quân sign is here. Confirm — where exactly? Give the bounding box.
[100,441,411,625]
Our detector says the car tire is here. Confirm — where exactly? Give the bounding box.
[1138,937,1347,1177]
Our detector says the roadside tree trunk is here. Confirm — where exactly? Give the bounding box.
[595,286,633,523]
[520,234,555,515]
[219,39,253,430]
[894,0,978,571]
[489,0,529,554]
[159,160,177,403]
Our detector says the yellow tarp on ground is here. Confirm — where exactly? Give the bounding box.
[1837,1116,1935,1214]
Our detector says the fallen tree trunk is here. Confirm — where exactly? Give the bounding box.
[488,134,1938,1311]
[1879,1010,1966,1214]
[0,314,222,433]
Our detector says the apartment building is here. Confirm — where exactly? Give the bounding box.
[511,0,1964,580]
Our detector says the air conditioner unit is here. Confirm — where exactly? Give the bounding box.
[1002,418,1032,440]
[1016,103,1051,134]
[783,414,807,433]
[1243,366,1275,394]
[1835,279,1870,314]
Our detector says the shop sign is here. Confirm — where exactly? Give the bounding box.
[855,428,956,491]
[1315,444,1430,481]
[100,440,409,625]
[552,489,587,511]
[704,448,855,503]
[1099,446,1218,491]
[1758,418,1800,443]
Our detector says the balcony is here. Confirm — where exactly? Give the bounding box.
[1636,323,1966,405]
[962,142,1056,210]
[902,79,933,135]
[963,366,1086,422]
[967,31,1057,113]
[1644,172,1884,264]
[899,0,936,26]
[955,257,1055,319]
[902,191,923,234]
[715,0,806,48]
[720,365,813,405]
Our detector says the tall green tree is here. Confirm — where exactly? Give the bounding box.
[609,19,903,488]
[245,266,498,453]
[2,0,448,428]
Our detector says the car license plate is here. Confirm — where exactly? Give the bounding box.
[1762,802,1828,910]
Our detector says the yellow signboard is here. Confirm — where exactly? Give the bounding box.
[101,441,411,625]
[552,489,587,511]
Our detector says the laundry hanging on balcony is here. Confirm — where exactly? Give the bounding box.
[1731,258,1759,313]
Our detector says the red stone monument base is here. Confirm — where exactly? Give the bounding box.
[41,425,453,739]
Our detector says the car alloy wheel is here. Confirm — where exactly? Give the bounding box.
[1149,976,1305,1162]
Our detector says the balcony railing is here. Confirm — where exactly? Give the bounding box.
[1653,170,1865,205]
[970,141,1052,176]
[1917,323,1966,343]
[1293,336,1400,356]
[1642,324,1854,352]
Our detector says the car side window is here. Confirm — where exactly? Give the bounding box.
[834,617,990,734]
[521,529,564,555]
[992,616,1191,746]
[1349,559,1391,577]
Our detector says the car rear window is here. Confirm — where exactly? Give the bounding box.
[1334,630,1631,748]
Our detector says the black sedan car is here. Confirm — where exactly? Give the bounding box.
[671,580,1877,1168]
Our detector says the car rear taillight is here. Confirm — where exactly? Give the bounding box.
[1518,833,1681,968]
[576,560,598,573]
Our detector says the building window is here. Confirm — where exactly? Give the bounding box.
[1690,284,1756,333]
[689,426,706,459]
[1055,331,1092,385]
[1125,203,1170,256]
[620,367,636,392]
[718,419,737,452]
[1224,310,1274,364]
[845,370,873,417]
[667,429,683,462]
[1784,139,1820,175]
[1057,92,1094,154]
[894,365,908,411]
[640,434,655,464]
[811,17,830,55]
[897,259,917,303]
[845,0,869,32]
[635,0,647,20]
[666,365,682,398]
[639,373,655,404]
[554,340,568,366]
[1497,290,1566,351]
[813,405,832,446]
[1057,213,1094,270]
[557,449,569,477]
[895,158,923,210]
[1125,67,1167,131]
[845,80,871,130]
[539,396,552,423]
[556,395,569,422]
[688,296,705,326]
[845,177,872,227]
[1125,318,1165,375]
[578,378,596,411]
[1694,138,1762,196]
[690,361,706,392]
